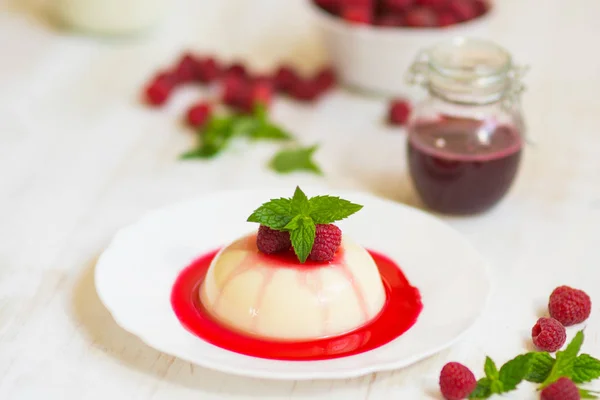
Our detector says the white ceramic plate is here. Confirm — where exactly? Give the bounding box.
[95,187,492,380]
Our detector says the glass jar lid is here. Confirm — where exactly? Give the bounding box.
[407,37,528,104]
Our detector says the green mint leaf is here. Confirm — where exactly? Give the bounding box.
[230,115,261,137]
[291,186,310,215]
[269,144,322,175]
[542,330,584,388]
[573,354,600,384]
[283,214,302,230]
[469,378,492,399]
[247,197,294,229]
[179,147,217,159]
[484,357,499,380]
[308,195,363,224]
[579,388,600,399]
[249,123,293,141]
[290,216,316,263]
[252,102,268,122]
[524,352,555,383]
[498,353,533,391]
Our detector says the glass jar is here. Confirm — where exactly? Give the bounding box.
[405,37,528,216]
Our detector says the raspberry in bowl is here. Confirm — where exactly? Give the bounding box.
[308,0,494,95]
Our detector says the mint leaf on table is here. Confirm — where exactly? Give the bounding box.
[573,354,600,384]
[248,122,293,141]
[269,144,322,175]
[541,330,585,388]
[469,378,492,399]
[246,186,363,263]
[579,388,600,399]
[483,357,504,394]
[523,352,555,383]
[499,353,535,390]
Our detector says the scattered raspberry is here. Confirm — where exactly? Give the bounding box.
[308,224,342,262]
[144,73,176,106]
[341,5,372,24]
[256,225,291,254]
[186,102,212,128]
[274,66,298,93]
[315,0,341,13]
[289,79,322,102]
[540,377,580,400]
[531,317,567,352]
[388,99,412,125]
[473,0,490,16]
[439,362,477,400]
[196,57,221,83]
[314,67,336,93]
[548,286,592,326]
[381,0,414,13]
[417,0,449,11]
[438,12,458,26]
[174,53,198,83]
[405,7,438,27]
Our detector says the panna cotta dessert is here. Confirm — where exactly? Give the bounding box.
[199,186,387,341]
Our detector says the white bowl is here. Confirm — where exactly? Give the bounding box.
[309,2,495,96]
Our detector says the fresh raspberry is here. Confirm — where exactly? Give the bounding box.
[224,63,248,79]
[473,0,490,16]
[221,75,251,109]
[144,72,176,106]
[381,0,414,13]
[315,0,341,13]
[439,362,477,400]
[447,0,477,22]
[438,12,458,26]
[531,317,567,352]
[416,0,449,11]
[314,67,336,93]
[540,377,580,400]
[173,53,198,83]
[405,7,438,27]
[196,57,221,83]
[274,66,298,93]
[289,79,322,102]
[388,99,412,125]
[308,224,342,262]
[548,286,592,326]
[257,225,291,254]
[341,5,372,24]
[375,14,406,27]
[186,102,212,128]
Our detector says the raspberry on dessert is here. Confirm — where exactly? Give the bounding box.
[388,99,412,125]
[174,53,198,83]
[548,286,592,326]
[438,12,458,26]
[447,0,477,22]
[531,317,567,352]
[257,225,291,254]
[308,224,342,262]
[341,5,373,24]
[439,362,477,400]
[540,377,580,400]
[186,102,212,128]
[224,63,248,79]
[144,73,177,106]
[196,57,221,83]
[274,66,298,93]
[405,7,438,27]
[381,0,414,13]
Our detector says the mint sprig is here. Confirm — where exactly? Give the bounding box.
[247,186,363,263]
[181,104,293,160]
[269,144,322,175]
[467,331,600,399]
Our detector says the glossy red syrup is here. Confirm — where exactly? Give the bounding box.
[171,248,423,361]
[408,116,523,215]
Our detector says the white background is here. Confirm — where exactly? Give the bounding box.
[0,0,599,399]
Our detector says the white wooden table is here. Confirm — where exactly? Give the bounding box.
[1,0,599,399]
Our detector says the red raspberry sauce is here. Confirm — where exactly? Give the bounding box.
[171,249,423,361]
